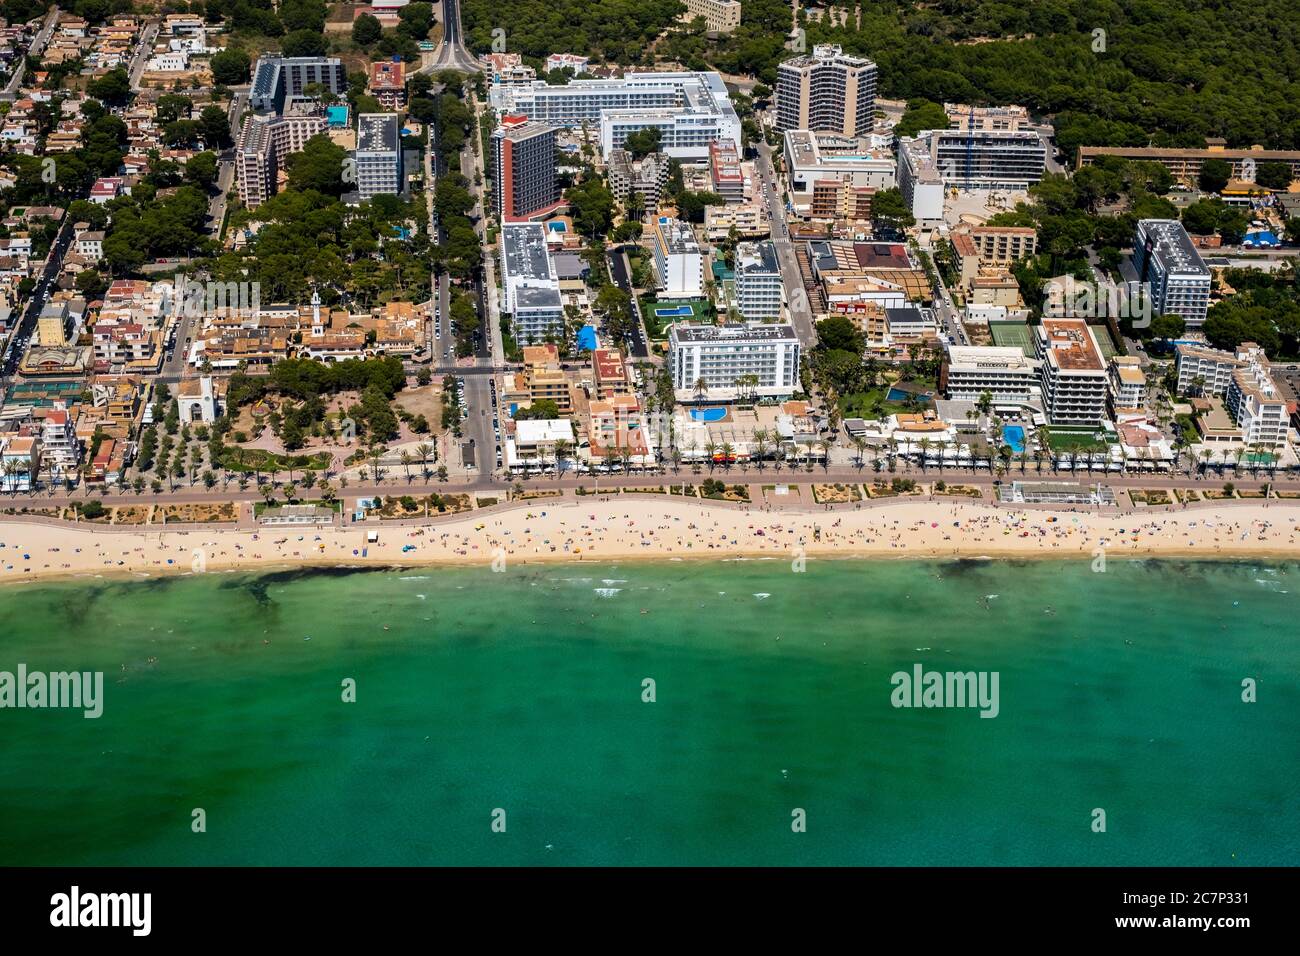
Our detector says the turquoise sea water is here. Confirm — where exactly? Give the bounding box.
[0,558,1297,866]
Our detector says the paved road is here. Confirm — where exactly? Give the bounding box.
[425,0,480,73]
[0,7,58,101]
[607,245,650,358]
[754,137,815,348]
[207,87,248,238]
[1,217,75,378]
[127,20,161,91]
[14,463,1296,509]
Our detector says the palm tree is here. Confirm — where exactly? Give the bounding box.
[852,435,866,471]
[753,431,769,470]
[704,440,718,472]
[416,443,433,482]
[817,439,830,472]
[2,459,17,496]
[553,439,572,476]
[400,450,413,484]
[917,437,931,472]
[693,376,709,402]
[370,450,383,483]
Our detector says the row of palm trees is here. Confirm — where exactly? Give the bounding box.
[0,440,450,499]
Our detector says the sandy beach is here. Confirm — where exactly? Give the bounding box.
[1,496,1298,583]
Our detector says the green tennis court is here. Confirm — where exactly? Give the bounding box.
[988,322,1034,356]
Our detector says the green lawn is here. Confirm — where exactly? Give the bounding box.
[1042,428,1108,452]
[839,387,926,419]
[641,297,711,339]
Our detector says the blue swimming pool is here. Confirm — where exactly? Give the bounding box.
[690,407,728,423]
[655,305,694,318]
[1002,425,1026,453]
[886,386,933,403]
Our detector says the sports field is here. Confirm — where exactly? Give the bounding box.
[988,322,1033,355]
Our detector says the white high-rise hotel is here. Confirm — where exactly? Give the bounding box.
[668,324,801,401]
[733,241,783,320]
[490,72,741,160]
[1133,219,1212,327]
[652,216,706,298]
[355,113,402,199]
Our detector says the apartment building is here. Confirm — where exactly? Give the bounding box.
[504,345,573,413]
[967,226,1037,263]
[481,52,532,86]
[899,128,1047,192]
[944,103,1034,132]
[1133,219,1212,327]
[683,0,742,33]
[782,129,894,217]
[1033,319,1109,426]
[1176,342,1289,448]
[810,179,874,222]
[369,59,406,110]
[236,108,328,209]
[704,202,766,240]
[669,323,801,401]
[587,393,651,464]
[607,149,670,217]
[884,306,939,343]
[733,241,783,320]
[940,345,1038,404]
[896,137,945,220]
[355,113,402,199]
[91,321,160,371]
[1077,145,1300,185]
[1175,341,1252,396]
[492,119,560,222]
[592,348,633,400]
[73,227,104,262]
[40,403,80,482]
[0,435,38,492]
[491,72,741,160]
[775,45,877,138]
[545,53,590,75]
[652,216,706,298]
[250,55,348,113]
[1225,361,1290,449]
[500,223,564,343]
[235,114,277,208]
[709,139,745,202]
[1108,355,1148,415]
